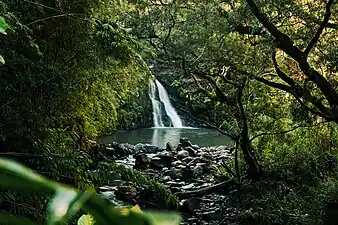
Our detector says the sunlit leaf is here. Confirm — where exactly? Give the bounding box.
[0,16,9,35]
[145,211,181,225]
[0,55,4,64]
[130,204,143,214]
[119,204,142,216]
[48,188,81,225]
[77,214,94,225]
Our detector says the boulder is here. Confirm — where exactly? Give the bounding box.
[161,176,172,182]
[180,138,193,148]
[135,143,160,154]
[115,182,137,204]
[134,153,151,170]
[111,142,135,158]
[151,156,170,169]
[181,198,201,214]
[166,142,175,152]
[151,151,174,169]
[177,150,189,159]
[181,167,194,182]
[191,144,200,150]
[193,165,204,177]
[182,157,194,164]
[185,146,197,157]
[172,160,183,167]
[164,168,181,179]
[202,209,223,220]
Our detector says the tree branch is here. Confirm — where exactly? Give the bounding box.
[194,71,236,106]
[253,76,294,93]
[245,0,338,108]
[271,52,296,87]
[244,0,303,60]
[304,0,335,58]
[250,121,330,142]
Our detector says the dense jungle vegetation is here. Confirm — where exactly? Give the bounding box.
[1,0,338,224]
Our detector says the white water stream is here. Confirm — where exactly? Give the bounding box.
[149,79,183,128]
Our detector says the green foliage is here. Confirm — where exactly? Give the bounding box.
[0,157,181,225]
[0,2,153,221]
[95,162,179,209]
[234,123,338,224]
[0,15,8,64]
[0,15,8,34]
[0,0,151,154]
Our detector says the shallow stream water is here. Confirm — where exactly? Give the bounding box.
[99,127,232,148]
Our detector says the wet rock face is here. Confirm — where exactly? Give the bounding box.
[134,153,151,170]
[100,138,235,225]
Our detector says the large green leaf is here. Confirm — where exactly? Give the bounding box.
[0,55,4,64]
[0,158,57,193]
[48,188,79,225]
[0,158,182,225]
[48,190,94,225]
[0,16,9,35]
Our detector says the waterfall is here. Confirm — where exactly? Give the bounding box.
[149,79,183,128]
[149,81,164,127]
[155,80,183,128]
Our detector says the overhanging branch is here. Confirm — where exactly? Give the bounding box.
[304,0,335,58]
[250,120,330,142]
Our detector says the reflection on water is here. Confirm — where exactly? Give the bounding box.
[151,128,181,147]
[99,128,232,148]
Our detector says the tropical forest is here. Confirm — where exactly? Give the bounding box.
[1,0,338,224]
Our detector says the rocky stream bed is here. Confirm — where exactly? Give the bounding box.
[96,138,240,225]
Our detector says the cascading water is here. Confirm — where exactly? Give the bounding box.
[155,80,183,128]
[149,80,164,127]
[149,79,183,128]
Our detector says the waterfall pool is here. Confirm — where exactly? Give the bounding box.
[99,127,233,148]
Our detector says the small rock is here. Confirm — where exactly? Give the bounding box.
[135,143,160,153]
[181,183,195,190]
[202,209,223,220]
[176,164,187,169]
[217,154,232,160]
[134,153,151,170]
[161,176,171,182]
[166,181,185,187]
[151,156,172,169]
[191,144,200,150]
[158,150,172,157]
[181,167,194,182]
[115,182,137,203]
[170,187,181,193]
[161,167,169,173]
[193,165,204,177]
[172,160,183,167]
[164,168,181,179]
[166,142,175,152]
[110,142,134,158]
[182,157,194,164]
[180,138,193,148]
[185,147,197,157]
[181,198,201,214]
[177,150,189,159]
[199,156,212,163]
[196,162,207,167]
